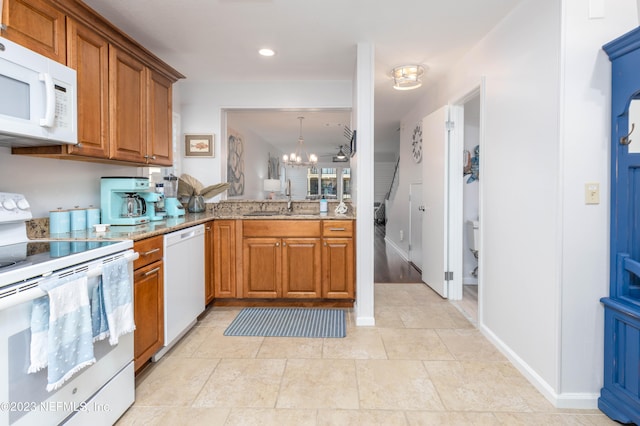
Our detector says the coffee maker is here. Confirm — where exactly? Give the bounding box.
[100,177,151,225]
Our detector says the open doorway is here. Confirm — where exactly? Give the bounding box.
[456,91,481,323]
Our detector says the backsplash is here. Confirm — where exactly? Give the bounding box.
[211,200,353,216]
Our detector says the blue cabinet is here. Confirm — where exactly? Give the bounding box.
[601,27,640,424]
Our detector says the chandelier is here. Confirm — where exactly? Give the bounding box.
[282,116,317,166]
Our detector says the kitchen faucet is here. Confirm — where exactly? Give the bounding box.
[285,179,292,212]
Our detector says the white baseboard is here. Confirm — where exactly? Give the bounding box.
[384,236,408,261]
[356,316,375,326]
[479,324,599,409]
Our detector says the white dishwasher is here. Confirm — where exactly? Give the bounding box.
[153,224,205,361]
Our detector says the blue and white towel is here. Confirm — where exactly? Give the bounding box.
[101,257,135,345]
[90,280,109,342]
[28,273,96,392]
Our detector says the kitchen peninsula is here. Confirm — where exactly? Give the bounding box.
[30,200,356,305]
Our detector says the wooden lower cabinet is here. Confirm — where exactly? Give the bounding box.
[212,220,237,298]
[242,236,321,298]
[211,219,354,302]
[133,236,164,372]
[204,221,214,304]
[282,238,322,298]
[322,237,354,299]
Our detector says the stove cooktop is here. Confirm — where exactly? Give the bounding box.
[0,239,133,287]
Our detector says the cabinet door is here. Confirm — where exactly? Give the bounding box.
[322,238,355,299]
[243,237,281,298]
[66,18,109,158]
[133,260,164,372]
[146,69,173,166]
[204,221,214,304]
[282,237,321,298]
[213,220,237,298]
[1,0,66,63]
[109,46,146,163]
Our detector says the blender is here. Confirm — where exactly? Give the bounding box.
[163,175,185,217]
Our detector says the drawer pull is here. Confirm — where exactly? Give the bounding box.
[142,248,161,256]
[143,267,161,276]
[328,227,346,231]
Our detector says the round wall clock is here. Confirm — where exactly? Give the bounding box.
[411,123,423,163]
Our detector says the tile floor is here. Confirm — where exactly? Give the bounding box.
[117,283,615,425]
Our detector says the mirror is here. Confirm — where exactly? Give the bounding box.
[225,108,352,200]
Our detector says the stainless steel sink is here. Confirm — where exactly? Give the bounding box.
[243,211,281,216]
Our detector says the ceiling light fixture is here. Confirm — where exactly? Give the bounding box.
[283,117,317,167]
[258,48,275,57]
[336,145,347,160]
[392,64,425,91]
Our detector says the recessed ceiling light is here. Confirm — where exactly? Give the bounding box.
[259,48,275,57]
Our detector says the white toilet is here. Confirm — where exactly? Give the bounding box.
[466,220,479,277]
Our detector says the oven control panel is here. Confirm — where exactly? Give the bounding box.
[0,192,32,222]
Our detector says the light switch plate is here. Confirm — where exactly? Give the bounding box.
[585,183,600,205]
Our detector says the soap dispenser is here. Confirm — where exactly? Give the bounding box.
[320,196,328,214]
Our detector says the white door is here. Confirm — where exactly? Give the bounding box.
[409,182,423,271]
[421,105,451,298]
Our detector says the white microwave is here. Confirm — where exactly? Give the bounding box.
[0,36,77,147]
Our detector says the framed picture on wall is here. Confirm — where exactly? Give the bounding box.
[185,134,214,157]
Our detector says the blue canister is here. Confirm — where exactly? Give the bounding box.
[86,206,100,229]
[49,209,71,235]
[70,207,87,231]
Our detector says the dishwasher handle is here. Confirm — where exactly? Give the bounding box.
[164,224,205,247]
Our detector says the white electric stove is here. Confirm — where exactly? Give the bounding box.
[0,192,136,426]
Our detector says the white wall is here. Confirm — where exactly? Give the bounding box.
[0,148,145,218]
[354,42,376,326]
[386,0,638,407]
[558,0,637,403]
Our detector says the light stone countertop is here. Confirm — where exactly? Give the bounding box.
[28,200,355,242]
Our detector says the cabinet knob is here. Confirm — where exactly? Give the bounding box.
[275,242,280,247]
[324,242,327,246]
[282,242,286,246]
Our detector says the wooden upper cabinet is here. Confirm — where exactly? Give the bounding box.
[6,0,183,166]
[109,46,146,163]
[146,69,173,166]
[66,18,109,158]
[1,0,66,63]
